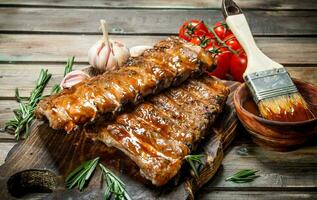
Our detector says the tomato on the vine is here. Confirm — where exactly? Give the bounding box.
[179,19,248,82]
[213,22,232,40]
[230,51,247,82]
[209,50,232,79]
[179,20,209,41]
[190,35,215,48]
[190,36,202,46]
[224,35,242,51]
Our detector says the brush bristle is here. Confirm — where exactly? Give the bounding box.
[258,93,315,122]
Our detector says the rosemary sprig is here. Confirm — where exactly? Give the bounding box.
[226,169,260,183]
[50,84,61,94]
[184,154,204,178]
[65,157,100,191]
[65,158,131,200]
[4,69,52,140]
[99,163,131,200]
[51,56,75,94]
[64,56,75,76]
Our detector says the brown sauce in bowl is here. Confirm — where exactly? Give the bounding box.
[243,97,317,122]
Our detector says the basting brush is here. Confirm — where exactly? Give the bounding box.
[222,0,315,122]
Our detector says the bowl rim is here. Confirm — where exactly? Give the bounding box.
[234,80,317,126]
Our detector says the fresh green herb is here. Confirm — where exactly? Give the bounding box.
[185,154,204,178]
[50,84,61,94]
[99,163,131,200]
[51,56,75,94]
[226,169,259,183]
[65,158,131,200]
[4,69,52,140]
[64,56,75,76]
[65,157,100,191]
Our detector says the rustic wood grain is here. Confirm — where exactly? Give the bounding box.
[1,136,317,190]
[0,142,15,165]
[1,35,316,64]
[0,0,316,198]
[0,80,239,200]
[206,138,317,189]
[198,191,317,200]
[0,0,316,10]
[0,64,316,98]
[0,8,316,35]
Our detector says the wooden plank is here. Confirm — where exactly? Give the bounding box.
[0,64,316,98]
[0,142,16,165]
[1,35,316,64]
[0,132,316,190]
[0,8,316,35]
[202,138,317,189]
[0,64,87,98]
[0,34,164,63]
[0,100,18,127]
[198,191,317,200]
[0,0,315,10]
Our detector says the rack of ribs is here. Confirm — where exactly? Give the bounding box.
[35,37,213,132]
[84,75,230,186]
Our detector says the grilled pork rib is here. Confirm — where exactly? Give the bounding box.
[35,37,213,132]
[85,75,229,186]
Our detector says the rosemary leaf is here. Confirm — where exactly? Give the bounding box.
[226,169,259,183]
[51,84,61,95]
[99,163,131,200]
[51,56,75,95]
[65,157,100,191]
[4,69,52,140]
[184,154,204,178]
[64,56,75,76]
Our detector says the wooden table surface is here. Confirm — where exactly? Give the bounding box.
[0,0,316,199]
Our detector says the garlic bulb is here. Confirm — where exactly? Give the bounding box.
[129,45,152,57]
[60,70,90,89]
[88,20,130,72]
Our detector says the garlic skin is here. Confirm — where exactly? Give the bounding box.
[112,41,130,66]
[129,45,152,57]
[88,20,130,72]
[60,70,90,89]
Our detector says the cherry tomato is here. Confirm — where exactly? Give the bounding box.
[179,20,209,41]
[205,41,226,54]
[213,22,233,40]
[230,51,248,82]
[209,50,232,79]
[190,36,202,46]
[190,35,215,48]
[224,34,242,51]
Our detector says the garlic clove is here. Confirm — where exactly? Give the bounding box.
[112,41,130,66]
[129,45,152,57]
[106,48,119,71]
[60,70,90,89]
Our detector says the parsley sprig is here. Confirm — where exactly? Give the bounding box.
[226,169,260,183]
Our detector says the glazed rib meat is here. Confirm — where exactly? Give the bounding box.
[85,75,230,186]
[35,37,213,132]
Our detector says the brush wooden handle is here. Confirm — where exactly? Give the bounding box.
[225,14,283,78]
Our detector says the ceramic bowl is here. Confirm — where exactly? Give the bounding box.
[234,79,317,151]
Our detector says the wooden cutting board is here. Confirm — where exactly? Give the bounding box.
[0,79,240,200]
